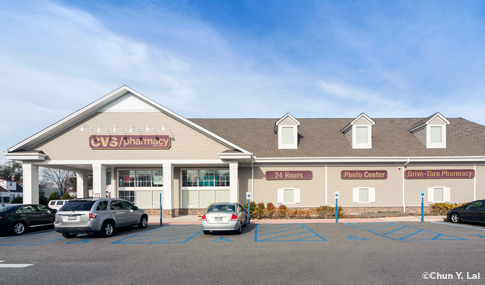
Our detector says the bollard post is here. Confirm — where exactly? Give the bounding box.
[421,196,424,222]
[247,198,251,224]
[336,198,338,223]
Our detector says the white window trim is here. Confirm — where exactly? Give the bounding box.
[353,187,376,203]
[278,125,298,149]
[277,188,300,205]
[352,125,372,149]
[426,124,446,148]
[428,186,450,203]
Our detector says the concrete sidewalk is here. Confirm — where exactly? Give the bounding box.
[148,215,447,225]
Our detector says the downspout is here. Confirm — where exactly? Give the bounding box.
[402,158,410,213]
[251,155,254,201]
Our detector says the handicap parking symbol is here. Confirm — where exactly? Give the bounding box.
[213,237,231,242]
[348,236,369,241]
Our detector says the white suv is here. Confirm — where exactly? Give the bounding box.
[48,200,70,211]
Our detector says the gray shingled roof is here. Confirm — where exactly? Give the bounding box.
[190,118,485,157]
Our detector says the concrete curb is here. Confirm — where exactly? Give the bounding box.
[147,215,447,225]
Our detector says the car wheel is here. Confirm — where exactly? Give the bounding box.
[138,215,148,229]
[62,233,78,238]
[203,230,210,235]
[243,217,248,227]
[450,213,461,223]
[99,221,115,237]
[12,222,26,235]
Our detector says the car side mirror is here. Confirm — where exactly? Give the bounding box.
[134,206,139,210]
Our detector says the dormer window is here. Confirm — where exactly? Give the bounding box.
[408,112,449,149]
[275,113,300,149]
[341,113,375,149]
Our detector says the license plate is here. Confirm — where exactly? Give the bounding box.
[68,216,76,220]
[215,217,222,221]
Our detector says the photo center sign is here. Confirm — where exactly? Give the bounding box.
[89,135,171,150]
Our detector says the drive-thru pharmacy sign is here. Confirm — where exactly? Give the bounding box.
[89,135,171,150]
[405,169,475,179]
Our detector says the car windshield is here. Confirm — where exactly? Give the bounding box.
[207,204,235,212]
[60,201,95,211]
[0,205,17,212]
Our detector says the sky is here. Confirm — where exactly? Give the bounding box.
[1,0,485,163]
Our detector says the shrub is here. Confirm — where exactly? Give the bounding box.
[267,203,276,218]
[277,205,288,217]
[48,192,60,201]
[429,202,467,215]
[39,193,48,206]
[249,201,258,219]
[61,192,73,200]
[11,196,23,204]
[315,205,343,218]
[256,202,266,219]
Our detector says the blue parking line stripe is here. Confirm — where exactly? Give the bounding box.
[398,230,422,240]
[381,226,407,236]
[257,225,300,232]
[356,222,382,228]
[126,231,202,242]
[258,231,311,242]
[300,224,327,241]
[432,234,442,240]
[370,223,394,231]
[258,227,305,237]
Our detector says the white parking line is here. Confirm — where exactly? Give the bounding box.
[0,261,33,268]
[429,221,485,231]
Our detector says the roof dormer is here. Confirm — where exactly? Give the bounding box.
[274,113,300,149]
[341,113,375,149]
[408,112,449,149]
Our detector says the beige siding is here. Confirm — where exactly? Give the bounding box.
[477,166,485,200]
[413,126,426,146]
[404,165,475,206]
[238,166,326,207]
[355,117,372,125]
[279,117,298,125]
[327,166,402,207]
[33,112,229,160]
[429,117,446,125]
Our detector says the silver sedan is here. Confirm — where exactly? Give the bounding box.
[201,202,248,234]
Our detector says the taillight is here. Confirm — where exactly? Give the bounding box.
[89,213,98,221]
[231,214,237,221]
[202,214,207,221]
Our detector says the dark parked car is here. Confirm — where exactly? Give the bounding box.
[0,204,56,235]
[447,200,485,223]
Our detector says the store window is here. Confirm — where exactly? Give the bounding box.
[118,170,163,187]
[181,169,231,208]
[106,171,112,185]
[353,187,375,203]
[119,190,135,203]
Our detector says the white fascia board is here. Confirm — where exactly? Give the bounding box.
[426,113,450,125]
[34,159,228,166]
[7,86,250,155]
[341,113,375,133]
[4,153,47,161]
[218,153,253,160]
[253,156,485,163]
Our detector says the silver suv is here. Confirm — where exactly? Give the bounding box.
[54,198,148,238]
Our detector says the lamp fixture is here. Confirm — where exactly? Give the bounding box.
[80,124,85,131]
[97,125,101,133]
[113,125,117,132]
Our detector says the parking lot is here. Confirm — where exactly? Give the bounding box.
[1,221,484,284]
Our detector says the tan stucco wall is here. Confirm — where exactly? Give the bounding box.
[33,111,229,160]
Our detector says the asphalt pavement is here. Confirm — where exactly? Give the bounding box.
[1,216,483,284]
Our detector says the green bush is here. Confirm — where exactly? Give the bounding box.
[39,193,48,206]
[48,192,60,201]
[249,201,258,219]
[315,205,343,218]
[429,202,467,215]
[61,192,73,200]
[11,196,23,204]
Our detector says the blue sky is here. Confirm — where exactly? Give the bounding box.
[1,0,485,162]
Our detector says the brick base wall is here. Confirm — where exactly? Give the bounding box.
[342,206,428,215]
[145,209,176,218]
